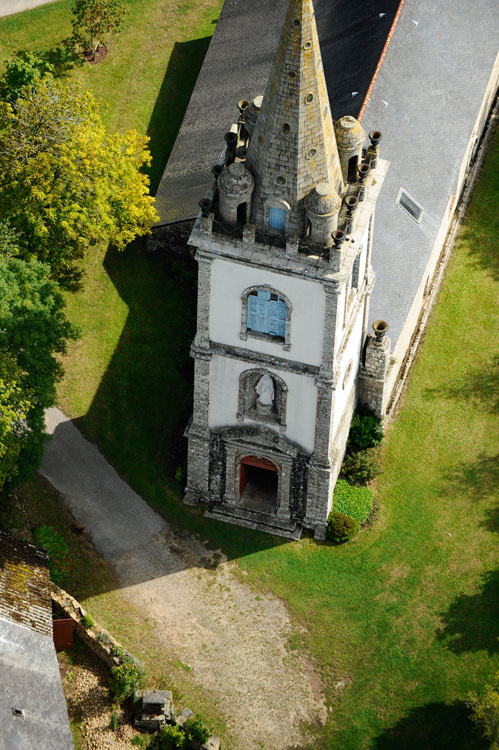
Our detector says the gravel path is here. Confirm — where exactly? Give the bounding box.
[41,408,326,749]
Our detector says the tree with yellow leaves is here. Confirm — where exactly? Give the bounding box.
[0,77,158,282]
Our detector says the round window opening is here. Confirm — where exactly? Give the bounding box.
[276,176,287,186]
[288,70,296,79]
[303,41,312,50]
[282,123,290,134]
[307,148,317,159]
[293,19,300,27]
[343,360,353,389]
[306,93,314,103]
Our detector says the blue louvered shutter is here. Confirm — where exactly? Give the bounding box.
[248,290,271,333]
[268,298,286,337]
[269,207,286,231]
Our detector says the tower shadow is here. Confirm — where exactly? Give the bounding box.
[372,701,486,750]
[146,37,213,195]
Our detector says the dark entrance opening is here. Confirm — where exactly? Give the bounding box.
[237,202,247,224]
[240,456,278,513]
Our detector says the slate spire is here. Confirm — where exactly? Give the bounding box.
[245,0,344,239]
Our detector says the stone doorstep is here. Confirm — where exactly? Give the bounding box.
[205,504,302,540]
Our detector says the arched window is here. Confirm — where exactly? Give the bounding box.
[237,369,287,427]
[240,285,292,349]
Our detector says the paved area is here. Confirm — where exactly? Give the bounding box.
[0,0,56,17]
[40,407,327,749]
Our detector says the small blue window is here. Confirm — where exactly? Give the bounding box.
[269,207,286,231]
[248,290,286,338]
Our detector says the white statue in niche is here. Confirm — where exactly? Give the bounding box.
[255,373,275,415]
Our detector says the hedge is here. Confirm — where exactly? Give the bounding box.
[333,479,374,524]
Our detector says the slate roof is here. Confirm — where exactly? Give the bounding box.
[363,0,499,341]
[154,0,400,225]
[0,532,74,750]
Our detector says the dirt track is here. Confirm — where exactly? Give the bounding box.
[41,408,327,749]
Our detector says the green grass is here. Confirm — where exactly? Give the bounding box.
[4,2,498,747]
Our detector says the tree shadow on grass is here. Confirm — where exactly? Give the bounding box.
[41,37,83,77]
[372,701,486,750]
[146,36,213,195]
[436,569,499,655]
[458,131,499,282]
[443,453,499,503]
[425,354,499,415]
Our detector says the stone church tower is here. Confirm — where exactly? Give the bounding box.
[184,0,387,539]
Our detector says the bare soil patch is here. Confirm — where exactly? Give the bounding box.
[113,525,328,750]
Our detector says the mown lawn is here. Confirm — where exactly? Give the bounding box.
[4,2,498,747]
[234,137,498,748]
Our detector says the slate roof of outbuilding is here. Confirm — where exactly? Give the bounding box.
[363,0,498,341]
[0,532,74,750]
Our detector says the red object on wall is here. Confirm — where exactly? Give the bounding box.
[53,618,74,650]
[239,455,278,494]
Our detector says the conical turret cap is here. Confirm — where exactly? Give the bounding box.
[246,0,344,238]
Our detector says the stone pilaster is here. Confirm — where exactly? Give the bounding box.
[185,346,212,504]
[304,376,333,535]
[194,252,212,347]
[358,333,391,420]
[319,281,340,376]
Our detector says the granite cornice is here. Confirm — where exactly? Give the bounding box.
[206,340,320,377]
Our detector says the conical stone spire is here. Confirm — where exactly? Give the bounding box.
[245,0,344,240]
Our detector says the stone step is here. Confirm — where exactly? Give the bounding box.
[205,504,302,540]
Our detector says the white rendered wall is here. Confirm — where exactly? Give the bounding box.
[208,354,318,454]
[209,258,326,366]
[331,303,365,438]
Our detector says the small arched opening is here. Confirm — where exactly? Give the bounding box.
[237,201,247,225]
[347,154,358,183]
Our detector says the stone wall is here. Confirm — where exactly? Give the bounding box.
[50,583,141,670]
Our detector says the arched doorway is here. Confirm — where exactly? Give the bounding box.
[239,455,278,513]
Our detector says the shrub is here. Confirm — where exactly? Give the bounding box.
[340,448,380,485]
[33,525,70,586]
[466,672,499,749]
[347,410,383,453]
[81,614,95,629]
[185,715,211,743]
[155,724,187,750]
[327,512,359,543]
[111,660,145,703]
[333,479,374,524]
[110,710,119,731]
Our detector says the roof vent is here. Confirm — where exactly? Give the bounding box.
[12,708,25,718]
[396,188,424,223]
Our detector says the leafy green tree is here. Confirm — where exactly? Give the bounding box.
[0,254,76,494]
[0,77,158,281]
[0,350,33,492]
[467,673,499,749]
[71,0,127,60]
[0,50,53,103]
